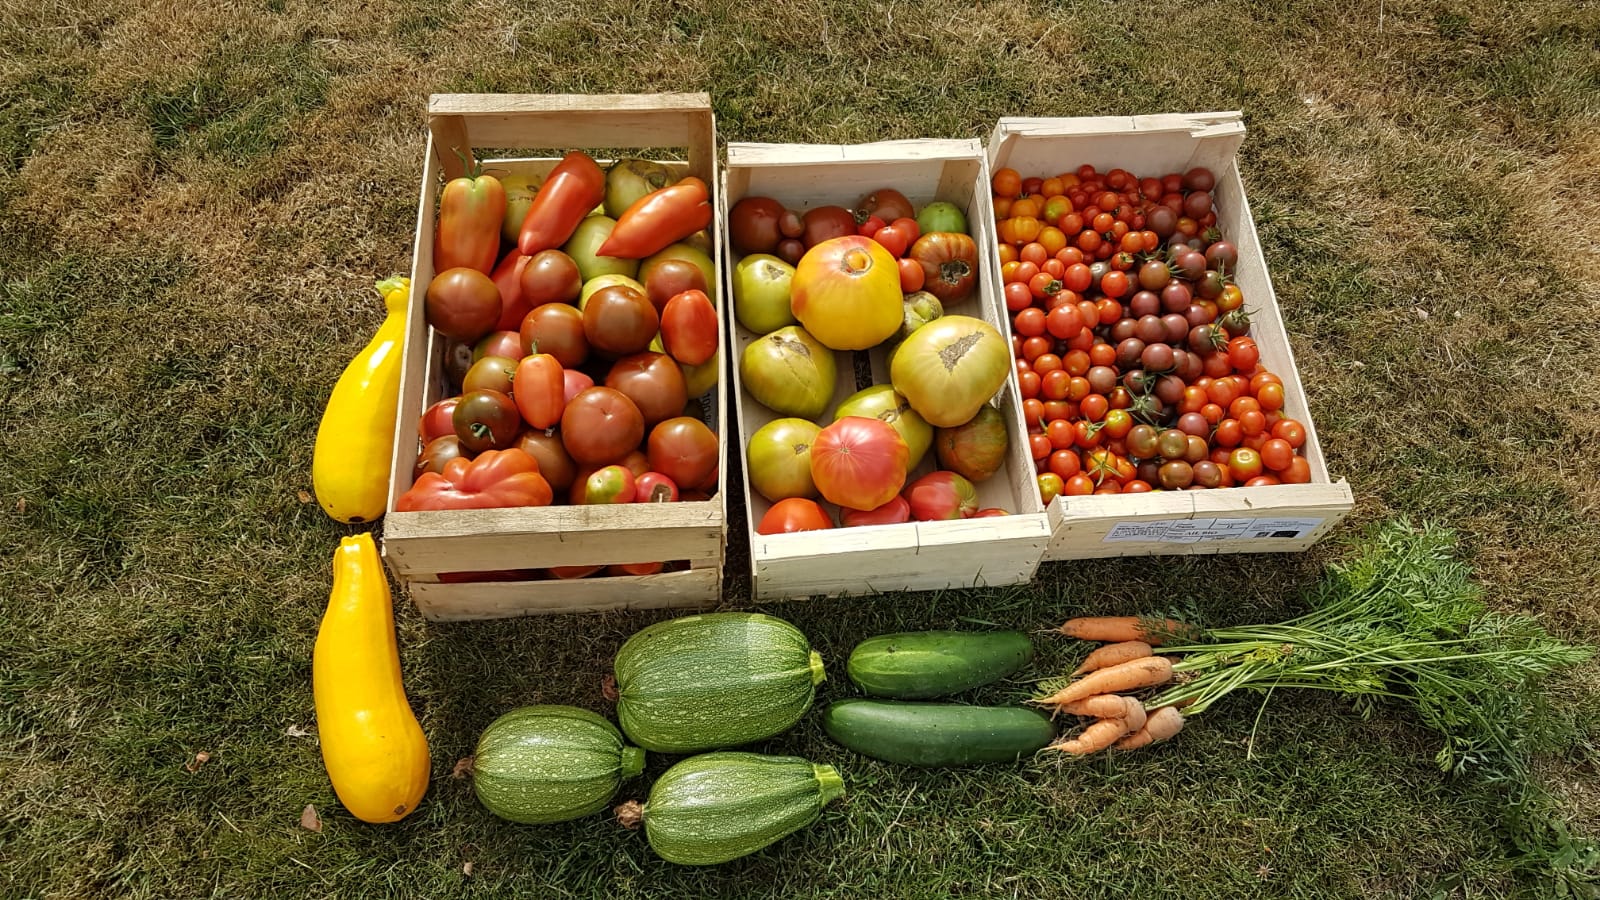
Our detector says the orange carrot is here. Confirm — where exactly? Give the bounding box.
[1058,616,1199,646]
[1071,640,1152,676]
[1047,694,1129,718]
[1121,696,1147,734]
[1113,705,1185,750]
[1050,717,1134,755]
[1037,656,1174,706]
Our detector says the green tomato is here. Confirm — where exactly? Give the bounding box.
[732,254,797,334]
[500,173,542,244]
[916,201,968,236]
[563,215,639,282]
[583,464,637,504]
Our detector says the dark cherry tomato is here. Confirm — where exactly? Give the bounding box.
[453,389,521,452]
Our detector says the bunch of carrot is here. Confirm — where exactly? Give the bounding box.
[1033,616,1196,755]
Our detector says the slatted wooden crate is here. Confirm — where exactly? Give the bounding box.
[723,139,1051,600]
[985,112,1353,559]
[382,94,727,619]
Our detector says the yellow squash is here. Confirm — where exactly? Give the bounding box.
[312,277,409,523]
[313,533,430,823]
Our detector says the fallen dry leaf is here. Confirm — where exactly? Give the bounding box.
[301,804,322,833]
[185,751,212,773]
[462,861,474,878]
[15,498,26,514]
[296,490,313,504]
[451,757,475,779]
[601,675,619,702]
[285,724,312,739]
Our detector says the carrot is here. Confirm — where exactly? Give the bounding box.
[1050,717,1133,755]
[1071,640,1152,676]
[1037,656,1174,707]
[1121,696,1147,734]
[1058,616,1199,646]
[1113,705,1185,751]
[1046,694,1129,718]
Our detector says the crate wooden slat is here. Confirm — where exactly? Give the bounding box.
[724,139,1050,601]
[986,112,1353,559]
[383,93,727,619]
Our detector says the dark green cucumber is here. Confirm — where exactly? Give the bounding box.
[846,630,1033,699]
[822,699,1055,767]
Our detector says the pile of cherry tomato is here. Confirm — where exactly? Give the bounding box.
[990,163,1313,503]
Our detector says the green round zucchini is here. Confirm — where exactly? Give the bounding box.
[822,699,1055,767]
[470,705,645,824]
[614,612,825,753]
[846,629,1034,699]
[619,751,844,865]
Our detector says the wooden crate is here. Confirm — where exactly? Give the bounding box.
[382,94,727,619]
[723,139,1051,600]
[985,113,1354,559]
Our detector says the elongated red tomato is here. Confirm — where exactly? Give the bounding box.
[598,177,714,259]
[435,174,505,274]
[660,289,718,366]
[518,151,606,256]
[810,416,909,510]
[490,250,532,332]
[513,354,565,429]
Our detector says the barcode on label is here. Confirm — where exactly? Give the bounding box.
[1103,517,1325,544]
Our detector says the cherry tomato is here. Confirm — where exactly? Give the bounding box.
[1046,304,1084,339]
[898,257,925,293]
[1256,381,1285,412]
[1080,393,1109,422]
[1227,336,1260,370]
[1102,409,1133,440]
[1004,281,1033,312]
[1028,433,1051,460]
[993,168,1022,197]
[1046,418,1075,450]
[1017,370,1041,400]
[1038,473,1065,504]
[1049,449,1081,479]
[1214,418,1243,448]
[1282,455,1313,484]
[1041,369,1071,401]
[1228,447,1263,481]
[1014,307,1047,338]
[1033,353,1063,374]
[1260,438,1295,472]
[1100,270,1130,299]
[1063,474,1095,496]
[1273,418,1308,449]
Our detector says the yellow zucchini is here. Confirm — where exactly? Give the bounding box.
[313,533,429,823]
[312,277,408,523]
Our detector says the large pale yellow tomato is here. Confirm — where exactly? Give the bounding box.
[889,315,1010,428]
[790,236,902,351]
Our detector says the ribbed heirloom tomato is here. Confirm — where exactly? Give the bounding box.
[810,417,909,511]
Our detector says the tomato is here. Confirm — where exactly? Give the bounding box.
[435,174,505,275]
[992,167,1022,198]
[1228,447,1263,481]
[639,258,708,314]
[1017,369,1041,399]
[899,257,926,293]
[1004,281,1033,312]
[1045,418,1074,450]
[1028,433,1051,461]
[563,369,594,404]
[890,316,1011,428]
[840,494,912,527]
[934,405,1008,483]
[1239,409,1267,436]
[646,416,718,492]
[856,214,887,238]
[1013,307,1046,338]
[606,351,687,426]
[453,389,521,453]
[659,289,718,366]
[513,354,565,429]
[1037,473,1065,504]
[1099,269,1130,299]
[873,221,912,257]
[1080,393,1109,422]
[908,232,980,303]
[1063,473,1095,496]
[1214,418,1243,448]
[581,464,637,504]
[515,430,576,492]
[810,416,909,510]
[427,267,502,342]
[561,387,645,465]
[745,417,820,502]
[1273,418,1308,449]
[856,188,915,225]
[1028,272,1061,300]
[758,498,834,534]
[801,206,859,248]
[728,196,786,255]
[1227,336,1260,370]
[1281,455,1313,484]
[1048,449,1081,479]
[1159,460,1195,489]
[1260,438,1295,472]
[521,302,588,369]
[793,236,903,350]
[905,471,980,521]
[420,397,462,445]
[1256,381,1285,413]
[519,249,583,309]
[1073,419,1103,450]
[583,284,659,356]
[520,151,606,255]
[415,435,468,478]
[1244,475,1281,487]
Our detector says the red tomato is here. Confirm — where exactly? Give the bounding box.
[646,416,718,491]
[1227,336,1260,370]
[634,472,681,503]
[899,258,926,293]
[1281,455,1313,484]
[1004,281,1033,312]
[904,471,980,521]
[1260,438,1295,472]
[521,302,588,369]
[810,416,910,510]
[839,494,912,527]
[420,397,461,445]
[1228,447,1263,481]
[757,498,834,534]
[1273,418,1308,449]
[606,352,688,427]
[561,387,645,465]
[660,289,718,366]
[513,354,565,429]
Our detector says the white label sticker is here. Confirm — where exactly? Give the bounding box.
[1103,516,1325,544]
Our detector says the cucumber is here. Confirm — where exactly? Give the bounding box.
[821,699,1055,767]
[846,630,1033,699]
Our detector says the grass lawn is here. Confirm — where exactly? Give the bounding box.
[3,0,1600,896]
